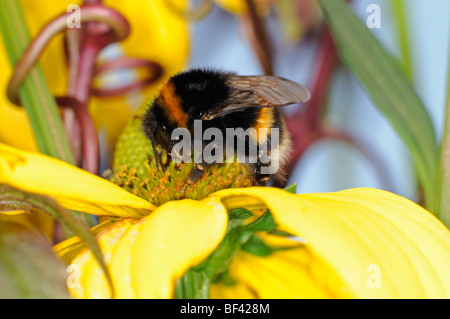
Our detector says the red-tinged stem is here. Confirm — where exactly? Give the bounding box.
[56,96,99,174]
[59,3,130,175]
[62,28,83,164]
[91,58,163,97]
[74,42,101,104]
[62,108,83,166]
[93,58,161,75]
[303,26,338,130]
[65,28,82,96]
[285,25,339,177]
[284,114,322,174]
[6,4,130,106]
[69,42,101,174]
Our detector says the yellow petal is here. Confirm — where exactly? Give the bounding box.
[109,219,147,298]
[54,219,114,264]
[213,187,450,298]
[224,248,332,298]
[0,37,37,151]
[0,210,24,215]
[0,143,154,217]
[66,197,228,298]
[209,235,315,299]
[70,218,140,298]
[131,196,228,298]
[105,0,189,96]
[0,210,54,240]
[213,0,271,15]
[256,231,304,248]
[210,281,257,299]
[213,0,248,14]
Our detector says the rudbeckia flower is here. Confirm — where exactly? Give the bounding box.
[1,142,449,299]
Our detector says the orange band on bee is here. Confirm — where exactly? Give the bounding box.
[160,82,188,126]
[254,107,275,142]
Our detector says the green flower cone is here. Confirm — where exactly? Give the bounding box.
[110,104,254,206]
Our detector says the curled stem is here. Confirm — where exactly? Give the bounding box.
[7,3,130,106]
[91,58,163,97]
[56,96,99,175]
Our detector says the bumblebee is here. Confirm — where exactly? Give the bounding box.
[143,68,310,186]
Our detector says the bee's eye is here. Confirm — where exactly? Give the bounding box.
[199,111,205,117]
[162,125,167,131]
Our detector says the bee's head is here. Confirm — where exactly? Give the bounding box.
[142,98,176,153]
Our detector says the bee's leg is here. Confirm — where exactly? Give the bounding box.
[187,162,210,184]
[187,140,223,184]
[249,146,271,185]
[151,143,161,170]
[250,161,271,186]
[253,160,287,187]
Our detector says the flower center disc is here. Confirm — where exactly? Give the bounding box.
[108,108,253,206]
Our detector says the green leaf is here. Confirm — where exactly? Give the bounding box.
[213,269,236,286]
[319,0,438,211]
[0,221,69,298]
[0,184,114,296]
[176,210,281,298]
[284,183,297,194]
[175,269,210,299]
[240,210,277,232]
[391,0,413,80]
[241,234,299,257]
[228,208,254,220]
[241,234,274,257]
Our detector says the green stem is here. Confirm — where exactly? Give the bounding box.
[0,0,75,164]
[391,0,413,81]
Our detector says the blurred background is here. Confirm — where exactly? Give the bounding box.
[185,0,449,201]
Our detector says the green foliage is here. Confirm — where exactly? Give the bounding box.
[319,0,439,213]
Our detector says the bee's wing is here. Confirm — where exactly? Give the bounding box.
[228,75,311,106]
[205,75,310,119]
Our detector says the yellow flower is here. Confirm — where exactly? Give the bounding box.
[0,0,189,154]
[1,142,449,299]
[213,0,270,15]
[0,207,54,240]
